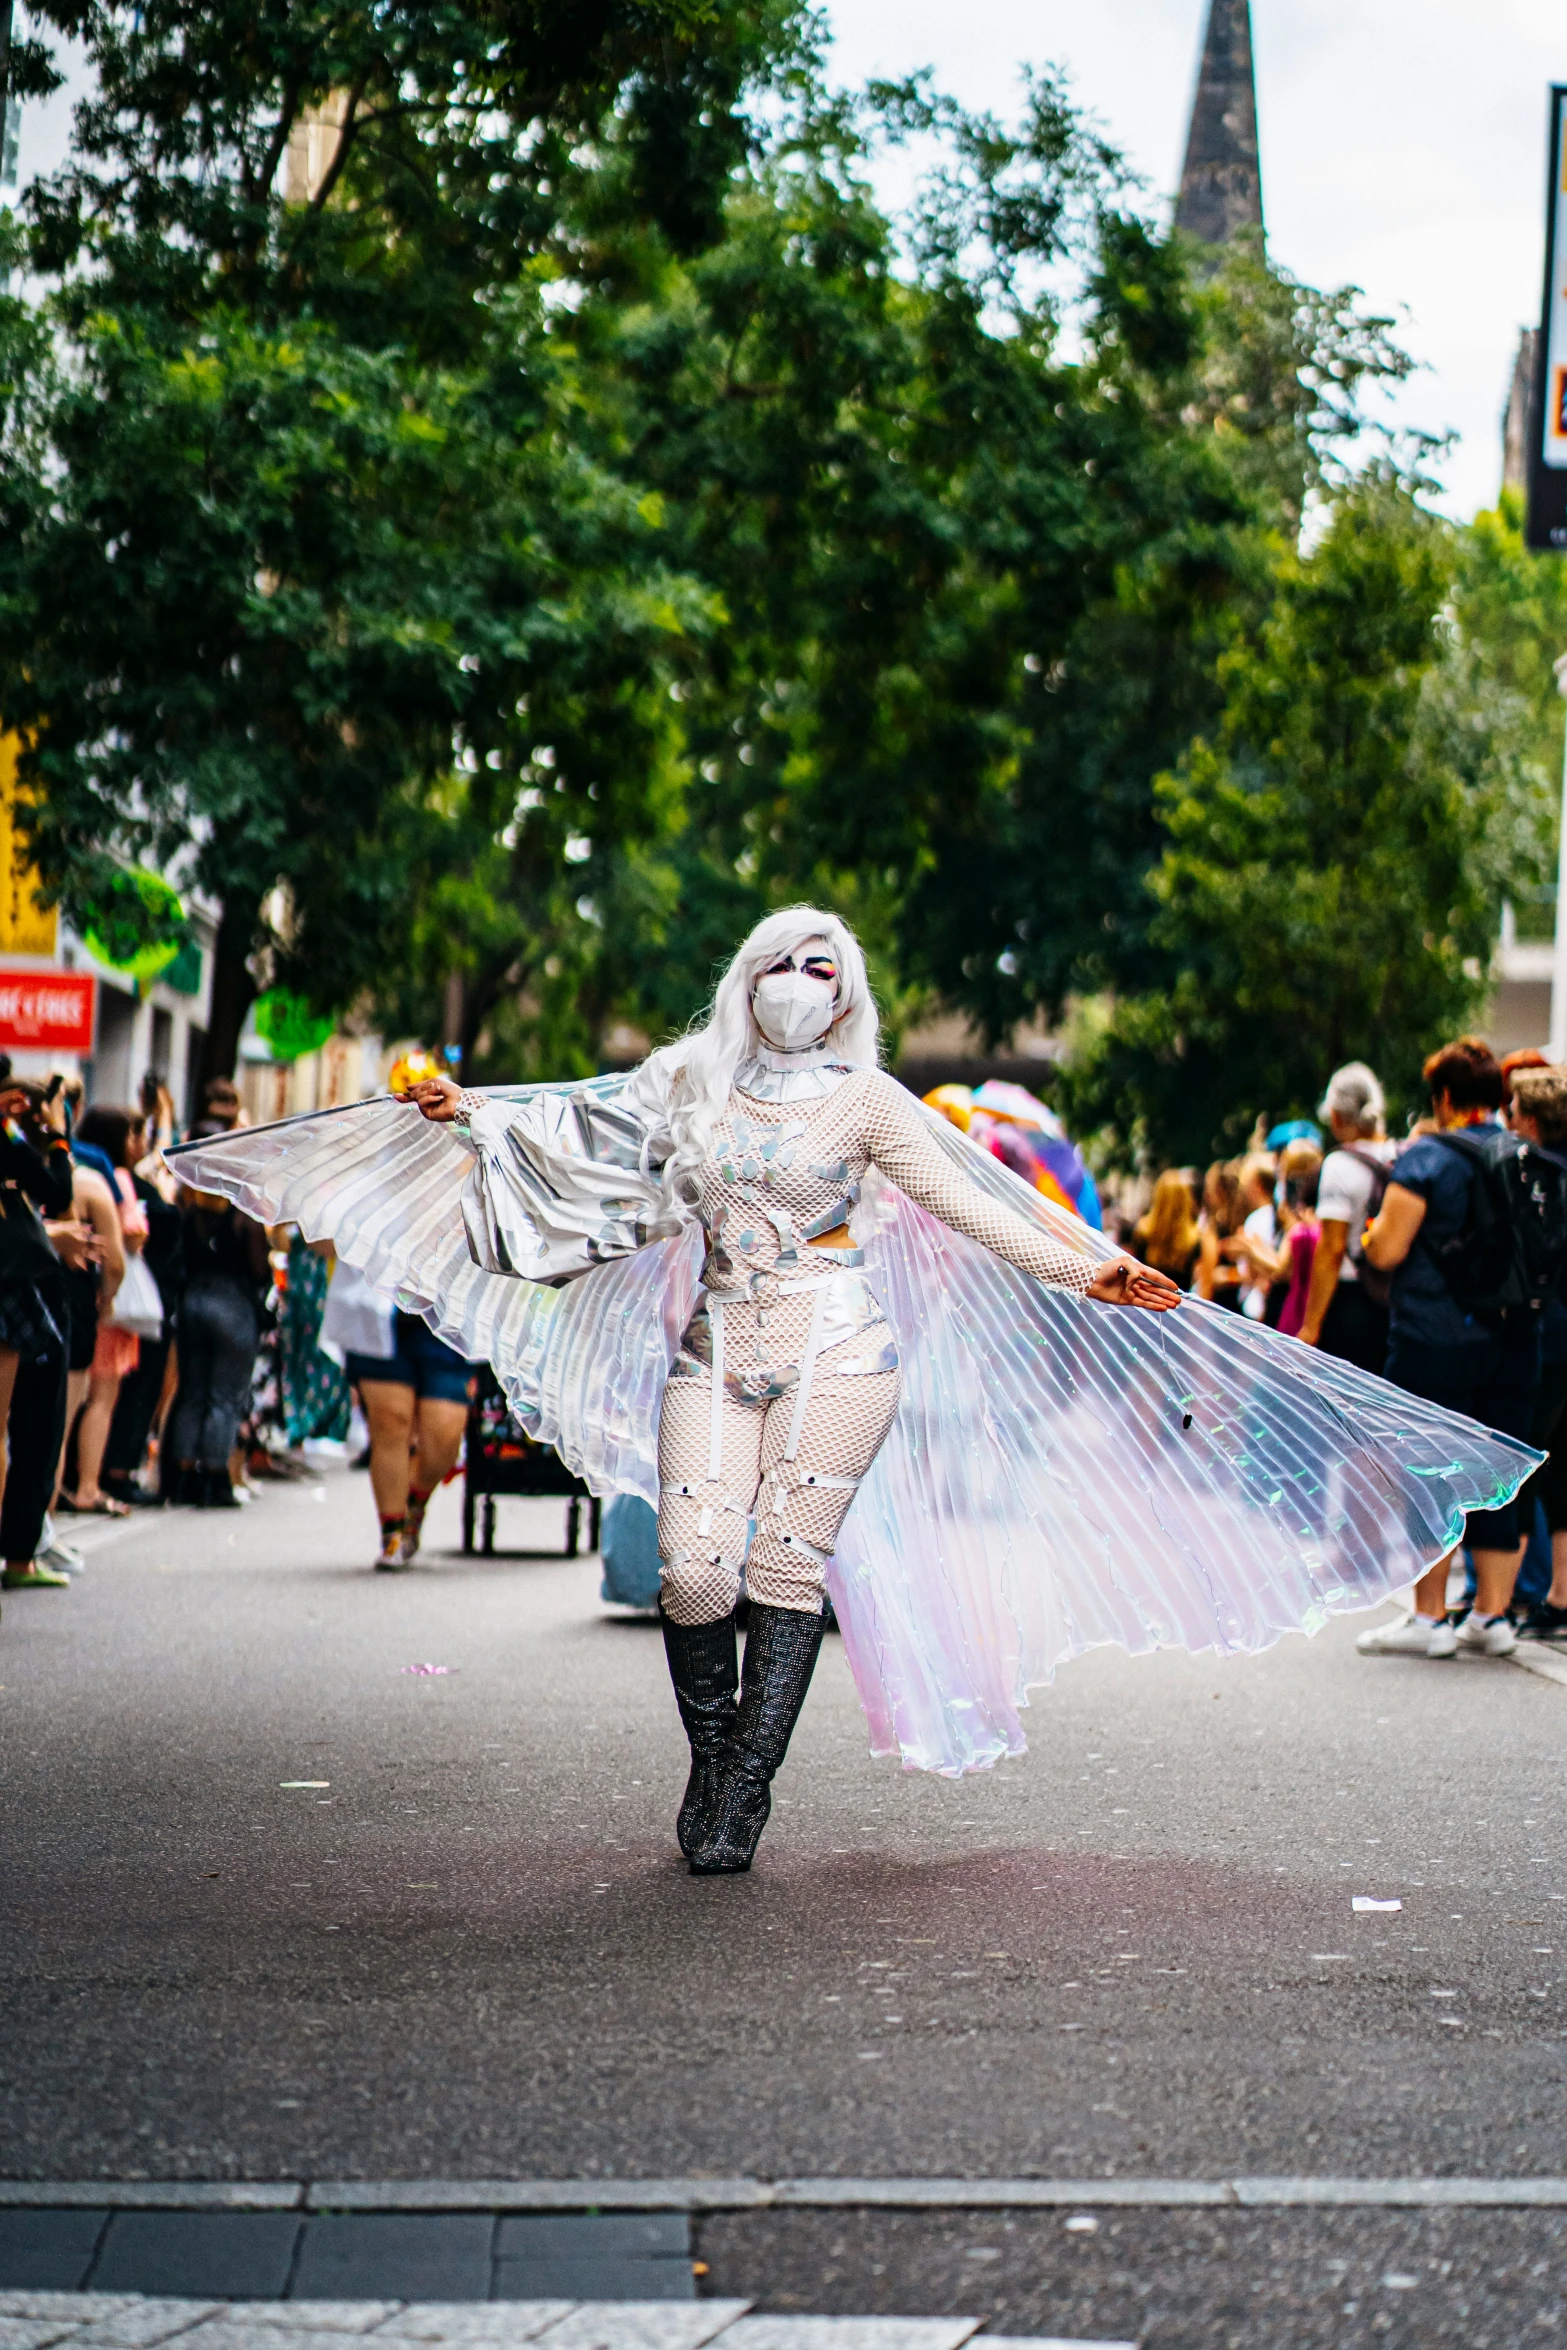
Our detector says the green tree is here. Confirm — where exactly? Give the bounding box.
[1063,473,1511,1164]
[0,0,793,1078]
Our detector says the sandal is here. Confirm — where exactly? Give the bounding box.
[60,1492,131,1518]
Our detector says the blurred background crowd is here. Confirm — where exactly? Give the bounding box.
[0,1047,484,1605]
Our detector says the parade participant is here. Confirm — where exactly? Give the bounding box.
[169,911,1538,1874]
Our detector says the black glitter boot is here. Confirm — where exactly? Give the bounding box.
[688,1602,824,1876]
[660,1607,739,1858]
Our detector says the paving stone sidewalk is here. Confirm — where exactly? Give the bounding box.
[0,2296,1131,2350]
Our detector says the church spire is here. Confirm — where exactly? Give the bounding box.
[1175,0,1263,248]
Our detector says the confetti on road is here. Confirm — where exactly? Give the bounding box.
[401,1664,453,1676]
[280,1780,330,1789]
[1353,1896,1402,1912]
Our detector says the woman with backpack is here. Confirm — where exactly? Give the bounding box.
[1356,1037,1544,1661]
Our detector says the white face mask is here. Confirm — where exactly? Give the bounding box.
[751,940,840,1054]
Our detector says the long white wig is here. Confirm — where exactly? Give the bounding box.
[637,906,881,1210]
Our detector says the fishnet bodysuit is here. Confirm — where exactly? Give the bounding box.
[656,1067,1099,1624]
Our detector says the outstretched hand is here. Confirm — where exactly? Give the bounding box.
[1086,1256,1182,1312]
[401,1075,463,1122]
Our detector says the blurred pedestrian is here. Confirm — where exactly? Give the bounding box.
[342,1308,476,1570]
[52,1118,126,1519]
[279,1232,350,1449]
[1274,1142,1324,1338]
[1195,1159,1246,1309]
[1298,1062,1396,1369]
[163,1169,270,1506]
[101,1114,184,1507]
[1133,1170,1201,1291]
[0,1070,82,1595]
[1506,1065,1567,1644]
[66,1107,157,1515]
[1228,1151,1280,1321]
[1357,1037,1538,1660]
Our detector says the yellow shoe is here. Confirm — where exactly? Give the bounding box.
[4,1563,71,1589]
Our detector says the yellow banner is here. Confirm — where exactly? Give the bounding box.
[0,734,59,958]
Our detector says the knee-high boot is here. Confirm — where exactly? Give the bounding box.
[660,1608,739,1858]
[688,1602,824,1876]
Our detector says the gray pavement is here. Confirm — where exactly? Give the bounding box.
[3,1463,1567,2341]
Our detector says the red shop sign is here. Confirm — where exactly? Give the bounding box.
[0,969,97,1053]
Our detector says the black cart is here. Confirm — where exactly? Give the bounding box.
[461,1369,603,1558]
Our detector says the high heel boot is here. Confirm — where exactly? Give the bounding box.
[660,1607,739,1857]
[688,1602,824,1876]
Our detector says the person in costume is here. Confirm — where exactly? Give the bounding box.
[167,909,1539,1876]
[405,917,1177,1872]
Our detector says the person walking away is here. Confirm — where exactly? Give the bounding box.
[1195,1160,1246,1308]
[1298,1063,1397,1369]
[164,1180,270,1505]
[66,1108,156,1515]
[1357,1038,1545,1660]
[341,1305,476,1569]
[1133,1170,1202,1291]
[0,1072,82,1596]
[1503,1066,1567,1643]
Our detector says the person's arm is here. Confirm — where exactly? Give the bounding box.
[74,1165,126,1305]
[0,1085,75,1218]
[1297,1219,1349,1347]
[859,1073,1180,1311]
[1362,1182,1427,1272]
[1194,1224,1219,1301]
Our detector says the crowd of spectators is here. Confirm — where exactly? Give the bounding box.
[0,1069,276,1609]
[10,1031,1567,1647]
[0,1054,482,1612]
[1128,1035,1567,1657]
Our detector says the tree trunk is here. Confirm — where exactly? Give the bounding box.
[199,897,260,1089]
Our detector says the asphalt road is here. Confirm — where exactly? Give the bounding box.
[3,1460,1566,2336]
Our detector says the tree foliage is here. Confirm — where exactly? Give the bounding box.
[1,5,1554,1136]
[1062,475,1520,1163]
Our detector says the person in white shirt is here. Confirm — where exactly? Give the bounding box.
[1298,1062,1397,1372]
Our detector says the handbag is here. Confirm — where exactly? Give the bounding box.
[105,1248,164,1339]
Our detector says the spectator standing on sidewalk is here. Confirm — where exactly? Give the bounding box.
[1298,1063,1397,1370]
[0,1071,85,1596]
[1506,1065,1567,1644]
[1195,1160,1246,1309]
[1132,1171,1201,1291]
[1356,1037,1540,1661]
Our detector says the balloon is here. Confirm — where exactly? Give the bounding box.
[254,989,335,1064]
[82,868,185,985]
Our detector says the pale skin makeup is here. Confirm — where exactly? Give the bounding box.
[1361,1088,1521,1622]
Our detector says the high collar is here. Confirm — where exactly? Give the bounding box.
[734,1052,858,1104]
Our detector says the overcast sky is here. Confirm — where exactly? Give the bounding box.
[823,0,1565,520]
[10,2,1563,519]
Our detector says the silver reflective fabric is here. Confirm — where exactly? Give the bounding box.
[170,1085,1539,1778]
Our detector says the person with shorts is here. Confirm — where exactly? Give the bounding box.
[343,1310,476,1570]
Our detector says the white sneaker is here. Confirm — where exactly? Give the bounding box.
[36,1541,84,1577]
[1356,1611,1458,1658]
[1456,1610,1517,1656]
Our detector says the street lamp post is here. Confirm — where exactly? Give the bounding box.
[1552,652,1567,1061]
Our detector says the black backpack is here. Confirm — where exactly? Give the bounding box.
[1338,1144,1395,1308]
[1430,1127,1567,1318]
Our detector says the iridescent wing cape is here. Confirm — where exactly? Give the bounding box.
[170,1084,1537,1776]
